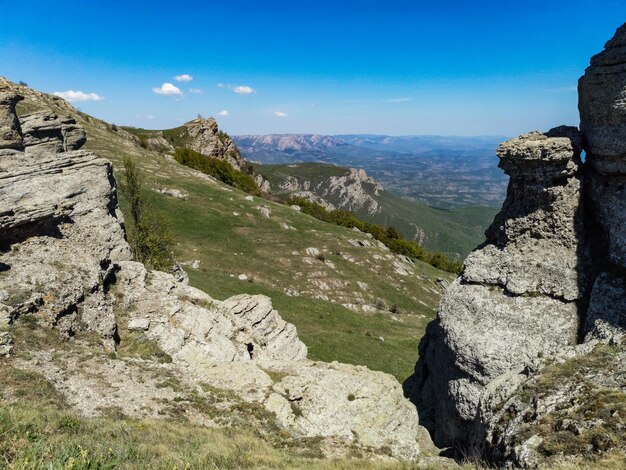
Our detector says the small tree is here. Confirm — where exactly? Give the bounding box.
[122,157,175,271]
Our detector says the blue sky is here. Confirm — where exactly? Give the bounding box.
[1,0,625,135]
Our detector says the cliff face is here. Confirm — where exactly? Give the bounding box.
[276,166,384,215]
[405,23,626,466]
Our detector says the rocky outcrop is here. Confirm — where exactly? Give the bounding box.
[0,92,24,151]
[0,148,131,344]
[406,23,626,467]
[183,117,247,171]
[20,111,86,155]
[276,167,383,215]
[0,95,423,460]
[406,128,585,452]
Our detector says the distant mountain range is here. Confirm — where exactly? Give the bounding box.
[233,133,509,208]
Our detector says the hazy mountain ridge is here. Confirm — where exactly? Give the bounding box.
[234,133,509,207]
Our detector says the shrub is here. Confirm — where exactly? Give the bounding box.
[122,157,175,271]
[138,136,148,149]
[174,148,260,195]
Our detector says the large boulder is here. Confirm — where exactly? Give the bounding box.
[405,128,585,453]
[0,149,132,344]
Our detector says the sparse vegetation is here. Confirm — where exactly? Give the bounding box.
[122,156,175,271]
[288,197,462,273]
[116,330,172,363]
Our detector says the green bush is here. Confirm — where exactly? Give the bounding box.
[122,157,175,271]
[174,148,260,195]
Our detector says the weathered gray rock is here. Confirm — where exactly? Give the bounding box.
[20,111,86,156]
[0,92,24,150]
[184,117,247,170]
[0,149,131,346]
[114,261,420,458]
[407,129,585,452]
[222,294,307,361]
[156,187,188,200]
[0,331,13,356]
[265,360,421,460]
[584,271,626,344]
[579,23,626,168]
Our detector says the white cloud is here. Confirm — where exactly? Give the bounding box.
[233,85,255,95]
[273,111,288,117]
[217,110,229,116]
[189,88,202,94]
[152,83,182,96]
[174,74,193,82]
[217,83,256,94]
[53,90,104,102]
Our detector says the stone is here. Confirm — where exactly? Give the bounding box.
[584,272,626,344]
[406,128,585,451]
[221,294,308,361]
[0,149,131,345]
[20,111,86,156]
[157,187,188,200]
[0,331,13,356]
[265,361,421,461]
[579,23,626,168]
[257,205,271,218]
[0,92,24,150]
[184,117,247,171]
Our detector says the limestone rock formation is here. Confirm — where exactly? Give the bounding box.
[276,167,383,215]
[0,92,24,151]
[20,111,86,155]
[0,148,131,345]
[406,128,585,453]
[184,117,247,170]
[406,23,626,467]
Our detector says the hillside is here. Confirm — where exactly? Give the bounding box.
[257,162,497,258]
[4,77,452,384]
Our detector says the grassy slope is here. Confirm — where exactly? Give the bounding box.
[14,91,451,383]
[258,162,497,257]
